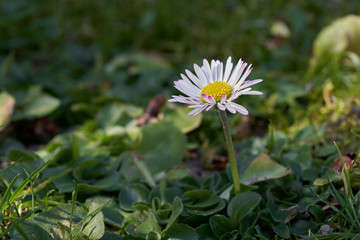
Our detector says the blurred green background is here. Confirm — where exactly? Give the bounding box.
[1,0,360,147]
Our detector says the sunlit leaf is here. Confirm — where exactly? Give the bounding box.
[240,152,291,185]
[0,92,15,130]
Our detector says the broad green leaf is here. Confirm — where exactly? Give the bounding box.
[164,106,202,133]
[147,231,161,240]
[135,211,161,236]
[308,205,326,222]
[163,224,198,240]
[165,197,183,230]
[102,207,124,229]
[102,231,123,240]
[195,224,217,240]
[313,15,360,58]
[182,189,212,199]
[0,92,15,130]
[95,103,124,128]
[10,220,53,240]
[82,203,105,239]
[227,191,261,225]
[182,190,221,210]
[49,222,88,240]
[123,235,145,240]
[240,152,290,185]
[7,149,38,162]
[209,215,236,238]
[272,223,290,239]
[85,196,124,229]
[290,220,317,237]
[185,199,226,216]
[313,169,341,186]
[138,121,186,174]
[34,204,87,233]
[34,203,106,239]
[12,86,61,120]
[267,190,298,223]
[44,166,74,193]
[118,184,150,211]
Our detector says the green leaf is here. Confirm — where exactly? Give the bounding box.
[102,231,123,240]
[182,189,212,199]
[118,184,150,211]
[182,190,221,210]
[209,215,236,238]
[82,202,106,239]
[102,207,124,229]
[195,224,217,240]
[139,121,186,174]
[43,166,75,193]
[7,149,38,162]
[308,205,326,222]
[163,224,198,240]
[272,223,290,239]
[185,199,226,216]
[227,191,261,225]
[266,191,298,224]
[165,197,183,230]
[10,220,53,240]
[34,202,106,239]
[290,220,317,237]
[12,86,61,120]
[314,15,360,58]
[147,231,161,240]
[313,169,341,186]
[135,211,161,236]
[34,204,87,233]
[0,91,15,130]
[240,152,291,185]
[164,106,202,133]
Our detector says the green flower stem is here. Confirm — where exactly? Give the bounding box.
[217,109,241,195]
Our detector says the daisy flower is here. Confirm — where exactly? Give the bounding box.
[169,57,263,116]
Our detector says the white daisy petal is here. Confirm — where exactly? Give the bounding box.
[228,102,248,115]
[229,91,241,101]
[206,105,214,111]
[168,96,188,103]
[220,95,226,104]
[201,94,210,103]
[174,81,198,98]
[239,79,263,89]
[177,79,201,96]
[194,64,209,85]
[180,73,201,90]
[225,104,236,114]
[207,95,216,104]
[228,59,245,86]
[217,103,226,111]
[185,69,204,88]
[223,57,233,83]
[203,59,213,83]
[241,90,263,95]
[234,66,253,89]
[211,59,216,70]
[219,62,223,82]
[188,105,206,116]
[188,103,205,108]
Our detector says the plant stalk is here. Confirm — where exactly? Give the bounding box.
[217,109,241,195]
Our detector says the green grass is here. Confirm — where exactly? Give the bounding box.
[1,0,360,239]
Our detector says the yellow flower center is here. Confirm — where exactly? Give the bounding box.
[200,81,232,102]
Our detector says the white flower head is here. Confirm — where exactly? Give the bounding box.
[168,57,263,116]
